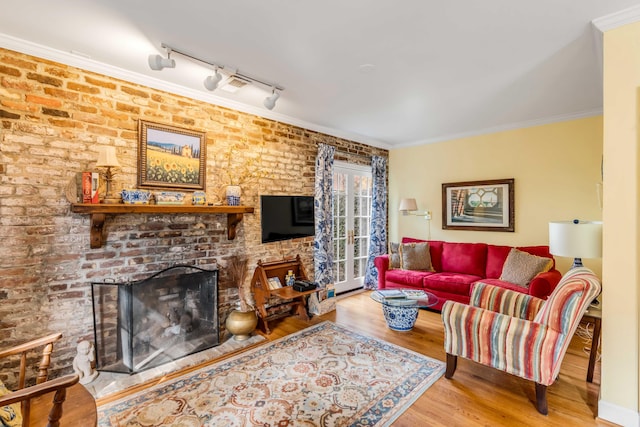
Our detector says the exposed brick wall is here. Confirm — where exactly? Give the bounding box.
[0,47,388,385]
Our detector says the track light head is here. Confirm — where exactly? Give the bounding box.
[263,89,280,110]
[203,68,223,91]
[148,53,175,71]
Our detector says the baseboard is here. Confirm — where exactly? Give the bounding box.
[599,400,640,427]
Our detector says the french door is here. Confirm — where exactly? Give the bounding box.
[332,162,372,294]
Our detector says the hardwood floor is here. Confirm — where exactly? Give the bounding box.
[96,290,613,426]
[267,291,611,427]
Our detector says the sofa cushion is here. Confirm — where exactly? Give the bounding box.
[423,272,481,296]
[441,242,487,277]
[400,238,445,272]
[486,245,512,279]
[388,242,401,269]
[386,269,433,288]
[399,242,434,271]
[499,248,553,287]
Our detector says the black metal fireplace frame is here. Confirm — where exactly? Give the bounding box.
[91,264,219,374]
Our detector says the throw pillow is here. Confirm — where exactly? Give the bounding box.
[399,242,434,271]
[499,248,553,287]
[388,242,401,269]
[0,380,22,427]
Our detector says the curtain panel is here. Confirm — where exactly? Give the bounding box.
[313,144,335,287]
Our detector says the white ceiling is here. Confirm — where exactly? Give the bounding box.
[1,1,639,149]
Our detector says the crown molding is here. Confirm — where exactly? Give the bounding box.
[0,33,391,151]
[394,108,603,149]
[592,5,640,33]
[590,5,640,87]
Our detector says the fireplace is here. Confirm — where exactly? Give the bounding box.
[91,265,219,374]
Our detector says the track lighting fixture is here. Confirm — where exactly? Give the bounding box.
[148,43,284,110]
[203,67,222,91]
[148,47,175,71]
[263,89,280,110]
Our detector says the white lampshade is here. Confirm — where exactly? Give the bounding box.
[399,198,418,212]
[549,220,602,261]
[96,146,121,168]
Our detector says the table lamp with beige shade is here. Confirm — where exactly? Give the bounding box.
[549,219,602,304]
[95,146,121,204]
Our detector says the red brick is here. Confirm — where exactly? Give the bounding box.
[67,81,100,94]
[26,72,63,87]
[84,76,116,89]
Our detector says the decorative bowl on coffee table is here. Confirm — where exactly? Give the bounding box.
[370,290,438,331]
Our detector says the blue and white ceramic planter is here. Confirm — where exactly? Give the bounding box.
[155,191,185,205]
[381,304,420,331]
[121,189,151,204]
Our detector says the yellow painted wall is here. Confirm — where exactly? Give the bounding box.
[601,21,640,418]
[389,116,603,276]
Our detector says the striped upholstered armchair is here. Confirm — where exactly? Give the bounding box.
[441,267,601,415]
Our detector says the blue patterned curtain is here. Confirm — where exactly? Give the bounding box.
[314,143,336,287]
[364,155,388,289]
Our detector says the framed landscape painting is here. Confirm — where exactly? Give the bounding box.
[442,178,514,232]
[138,120,206,191]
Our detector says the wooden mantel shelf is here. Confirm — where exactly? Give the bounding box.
[70,203,254,248]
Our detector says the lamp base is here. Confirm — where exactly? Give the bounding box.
[573,257,601,306]
[101,196,121,204]
[571,258,584,269]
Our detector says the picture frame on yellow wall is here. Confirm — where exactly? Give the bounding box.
[442,178,515,232]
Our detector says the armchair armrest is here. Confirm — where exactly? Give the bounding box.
[470,282,544,321]
[0,332,62,388]
[0,375,79,407]
[374,255,390,289]
[442,301,562,385]
[528,270,562,300]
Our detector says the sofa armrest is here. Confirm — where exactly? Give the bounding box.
[441,301,561,385]
[374,255,390,289]
[528,270,562,300]
[470,282,545,320]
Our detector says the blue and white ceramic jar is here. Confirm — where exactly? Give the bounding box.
[226,185,241,206]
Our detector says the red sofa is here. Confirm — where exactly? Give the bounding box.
[374,238,562,311]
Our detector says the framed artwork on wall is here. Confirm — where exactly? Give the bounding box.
[442,178,514,232]
[138,120,206,191]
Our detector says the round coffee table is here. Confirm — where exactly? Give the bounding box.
[370,290,438,331]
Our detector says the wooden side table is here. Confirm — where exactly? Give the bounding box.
[250,256,316,334]
[582,304,602,383]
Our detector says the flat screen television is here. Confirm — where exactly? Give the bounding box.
[261,195,315,244]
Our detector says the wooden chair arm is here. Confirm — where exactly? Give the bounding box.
[0,333,62,359]
[0,375,79,407]
[0,332,63,388]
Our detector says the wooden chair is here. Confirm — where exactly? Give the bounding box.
[0,333,97,427]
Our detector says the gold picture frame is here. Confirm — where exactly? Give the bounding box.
[442,178,514,232]
[138,120,206,191]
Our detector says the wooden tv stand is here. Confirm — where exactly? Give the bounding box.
[250,255,317,334]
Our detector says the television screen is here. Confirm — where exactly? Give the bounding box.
[261,195,315,243]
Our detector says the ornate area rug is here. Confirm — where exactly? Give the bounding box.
[98,321,445,426]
